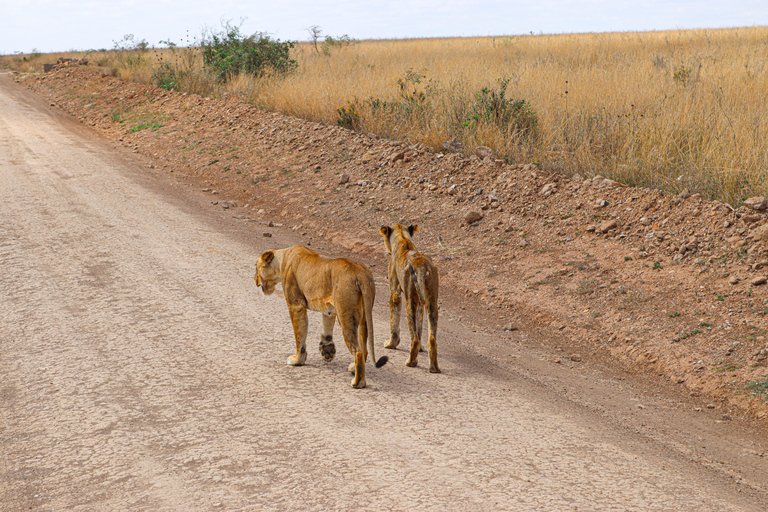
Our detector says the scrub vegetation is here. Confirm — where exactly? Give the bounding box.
[3,25,768,206]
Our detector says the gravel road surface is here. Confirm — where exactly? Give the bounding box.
[1,72,766,511]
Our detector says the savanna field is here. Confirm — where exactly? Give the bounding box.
[3,26,768,206]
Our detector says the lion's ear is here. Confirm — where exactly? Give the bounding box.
[260,250,274,265]
[408,225,419,236]
[379,226,392,238]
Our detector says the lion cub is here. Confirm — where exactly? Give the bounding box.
[379,224,440,373]
[255,245,388,388]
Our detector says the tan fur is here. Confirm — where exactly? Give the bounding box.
[380,224,440,373]
[255,245,387,388]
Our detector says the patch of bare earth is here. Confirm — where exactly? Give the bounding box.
[19,65,768,422]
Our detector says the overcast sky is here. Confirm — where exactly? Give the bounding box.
[2,0,767,54]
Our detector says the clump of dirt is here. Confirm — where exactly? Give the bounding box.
[18,66,768,420]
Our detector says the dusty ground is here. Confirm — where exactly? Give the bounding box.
[8,68,768,511]
[5,64,768,510]
[15,64,768,425]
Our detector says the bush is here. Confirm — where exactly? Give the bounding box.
[321,34,359,56]
[201,24,297,82]
[336,102,361,129]
[152,62,180,90]
[464,78,538,137]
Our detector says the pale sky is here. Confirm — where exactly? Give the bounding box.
[2,0,767,54]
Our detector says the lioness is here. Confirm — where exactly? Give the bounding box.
[255,245,388,388]
[379,224,440,373]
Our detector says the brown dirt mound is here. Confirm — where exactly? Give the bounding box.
[18,66,768,421]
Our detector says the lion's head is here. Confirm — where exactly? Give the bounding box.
[379,224,418,254]
[255,250,280,295]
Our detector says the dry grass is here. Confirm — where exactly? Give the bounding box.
[4,27,768,205]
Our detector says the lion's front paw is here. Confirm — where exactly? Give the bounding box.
[351,377,366,388]
[319,341,336,362]
[348,362,356,374]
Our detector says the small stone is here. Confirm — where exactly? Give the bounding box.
[729,275,740,285]
[442,140,463,152]
[595,199,608,208]
[597,219,618,233]
[464,211,484,225]
[338,173,350,184]
[262,232,272,237]
[502,323,518,332]
[706,404,716,409]
[602,178,625,188]
[751,276,767,286]
[639,216,652,226]
[570,354,582,362]
[540,183,556,196]
[744,196,768,211]
[475,146,497,160]
[751,224,768,242]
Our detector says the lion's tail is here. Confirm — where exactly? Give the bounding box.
[361,275,388,369]
[409,264,431,306]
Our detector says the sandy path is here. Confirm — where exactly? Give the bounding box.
[1,73,765,511]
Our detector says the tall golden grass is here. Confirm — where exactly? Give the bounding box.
[4,27,768,205]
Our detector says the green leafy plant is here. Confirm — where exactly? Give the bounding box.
[152,62,181,91]
[463,78,538,137]
[201,22,297,82]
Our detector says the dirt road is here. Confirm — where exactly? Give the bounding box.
[1,72,767,511]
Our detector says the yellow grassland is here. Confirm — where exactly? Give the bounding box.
[3,27,768,205]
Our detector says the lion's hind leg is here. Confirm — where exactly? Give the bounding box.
[426,303,440,373]
[404,295,422,368]
[416,301,425,352]
[319,311,337,362]
[339,312,366,388]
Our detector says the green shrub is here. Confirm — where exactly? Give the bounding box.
[152,62,180,91]
[336,102,361,129]
[464,78,538,137]
[201,23,297,82]
[673,65,692,84]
